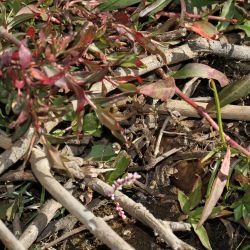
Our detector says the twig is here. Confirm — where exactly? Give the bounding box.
[0,219,25,250]
[19,199,62,249]
[157,11,238,24]
[86,178,195,250]
[41,215,115,249]
[165,100,250,121]
[146,148,182,170]
[160,220,192,232]
[154,117,170,156]
[188,37,250,61]
[30,147,135,250]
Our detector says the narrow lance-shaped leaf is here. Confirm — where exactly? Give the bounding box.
[139,0,173,17]
[190,219,212,250]
[217,0,235,31]
[98,0,141,11]
[186,21,218,40]
[207,74,250,111]
[197,147,231,228]
[173,63,229,87]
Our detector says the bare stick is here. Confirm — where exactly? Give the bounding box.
[154,117,170,156]
[0,220,25,250]
[166,100,250,121]
[19,199,62,249]
[188,37,250,61]
[30,148,135,250]
[86,178,195,250]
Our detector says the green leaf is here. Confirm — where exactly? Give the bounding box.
[217,0,235,31]
[234,20,250,37]
[98,0,141,11]
[178,190,190,214]
[173,63,229,87]
[118,83,138,92]
[234,204,243,221]
[83,112,102,137]
[139,0,173,17]
[106,151,130,184]
[190,219,212,250]
[189,177,202,210]
[87,144,116,162]
[207,74,250,111]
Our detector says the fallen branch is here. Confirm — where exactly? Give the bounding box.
[188,37,250,61]
[166,100,250,121]
[19,199,62,249]
[30,148,134,250]
[0,219,25,250]
[86,178,194,250]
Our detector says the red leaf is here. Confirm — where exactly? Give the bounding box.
[26,26,35,40]
[115,75,143,84]
[42,72,65,85]
[14,80,25,89]
[30,68,47,81]
[186,21,218,40]
[19,45,32,69]
[113,12,130,25]
[9,110,29,128]
[139,77,175,101]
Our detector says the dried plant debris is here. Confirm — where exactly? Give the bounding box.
[0,0,250,249]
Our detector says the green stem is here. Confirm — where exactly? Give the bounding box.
[210,79,226,144]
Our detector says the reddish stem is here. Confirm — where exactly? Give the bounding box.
[157,11,238,24]
[158,68,250,157]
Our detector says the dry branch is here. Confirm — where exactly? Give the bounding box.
[188,37,250,61]
[166,100,250,121]
[19,199,62,249]
[0,220,25,250]
[30,148,134,250]
[86,178,194,250]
